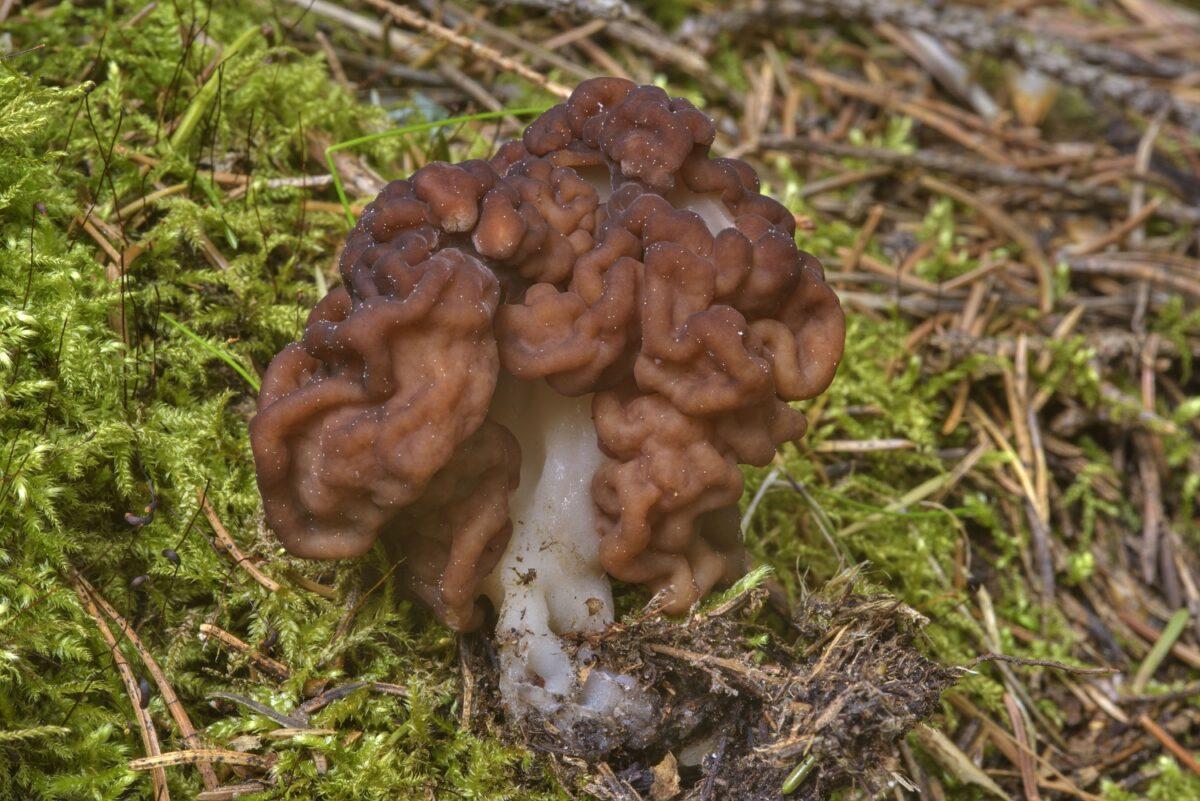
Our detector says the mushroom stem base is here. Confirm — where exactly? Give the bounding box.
[482,378,652,736]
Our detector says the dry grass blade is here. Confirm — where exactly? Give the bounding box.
[1138,714,1200,777]
[1003,693,1040,801]
[197,490,281,592]
[919,175,1052,313]
[911,724,1008,800]
[198,623,291,680]
[70,570,219,790]
[196,783,269,801]
[758,136,1200,225]
[68,575,170,801]
[361,0,571,98]
[128,749,275,771]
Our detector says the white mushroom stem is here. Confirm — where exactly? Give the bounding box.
[478,186,743,731]
[483,378,648,726]
[666,187,735,234]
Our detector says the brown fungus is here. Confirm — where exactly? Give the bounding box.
[250,77,844,723]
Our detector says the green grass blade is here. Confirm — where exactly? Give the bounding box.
[325,105,552,226]
[169,25,264,150]
[1132,608,1191,693]
[159,312,260,392]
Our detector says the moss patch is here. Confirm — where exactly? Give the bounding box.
[3,2,1199,800]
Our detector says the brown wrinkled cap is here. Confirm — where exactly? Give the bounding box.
[251,77,845,629]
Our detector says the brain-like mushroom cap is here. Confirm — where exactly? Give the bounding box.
[250,78,845,629]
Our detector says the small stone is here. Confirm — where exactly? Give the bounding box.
[649,751,680,801]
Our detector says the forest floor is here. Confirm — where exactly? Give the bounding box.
[2,1,1200,799]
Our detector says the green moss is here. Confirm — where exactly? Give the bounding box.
[4,2,1197,800]
[1101,756,1200,801]
[0,3,563,798]
[742,311,1018,679]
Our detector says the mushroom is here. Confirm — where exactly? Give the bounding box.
[249,78,845,734]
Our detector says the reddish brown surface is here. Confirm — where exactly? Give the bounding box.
[250,78,845,629]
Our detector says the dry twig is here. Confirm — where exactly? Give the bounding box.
[362,0,571,98]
